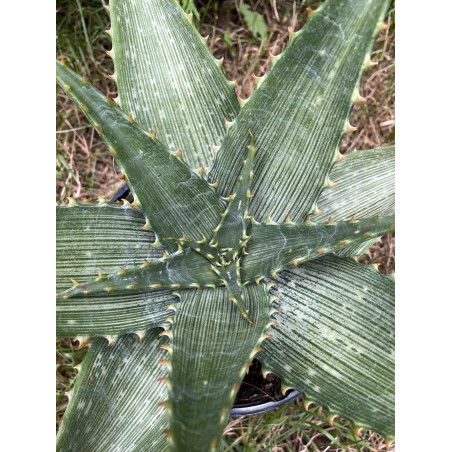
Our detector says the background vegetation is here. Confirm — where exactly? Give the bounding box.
[56,1,395,450]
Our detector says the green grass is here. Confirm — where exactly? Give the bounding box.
[222,401,391,451]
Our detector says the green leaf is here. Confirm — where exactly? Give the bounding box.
[316,146,395,257]
[259,255,394,439]
[239,3,268,40]
[242,215,395,282]
[334,238,381,259]
[56,61,225,252]
[58,243,221,302]
[210,0,389,223]
[56,203,173,339]
[317,146,395,221]
[211,137,256,262]
[164,285,275,451]
[110,0,239,169]
[57,330,170,451]
[214,260,254,324]
[165,136,257,268]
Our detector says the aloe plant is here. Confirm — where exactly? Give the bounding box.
[56,0,395,450]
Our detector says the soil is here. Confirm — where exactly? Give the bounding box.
[234,358,282,405]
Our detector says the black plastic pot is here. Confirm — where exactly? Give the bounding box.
[110,183,131,202]
[230,390,301,417]
[111,185,301,417]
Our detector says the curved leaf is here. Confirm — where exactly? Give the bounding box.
[56,61,225,252]
[259,255,394,438]
[243,215,395,282]
[58,246,221,303]
[209,0,389,222]
[110,0,239,169]
[317,146,395,221]
[164,285,275,451]
[56,203,173,338]
[57,330,170,452]
[316,146,395,257]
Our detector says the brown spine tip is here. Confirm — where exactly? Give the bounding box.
[385,439,395,449]
[356,93,366,103]
[328,414,337,426]
[237,96,247,107]
[281,385,292,396]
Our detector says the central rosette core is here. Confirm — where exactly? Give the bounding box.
[169,135,257,323]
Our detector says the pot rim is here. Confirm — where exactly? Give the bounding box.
[230,390,301,417]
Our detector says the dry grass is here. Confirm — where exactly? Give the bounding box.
[56,338,88,430]
[224,397,395,451]
[56,1,395,449]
